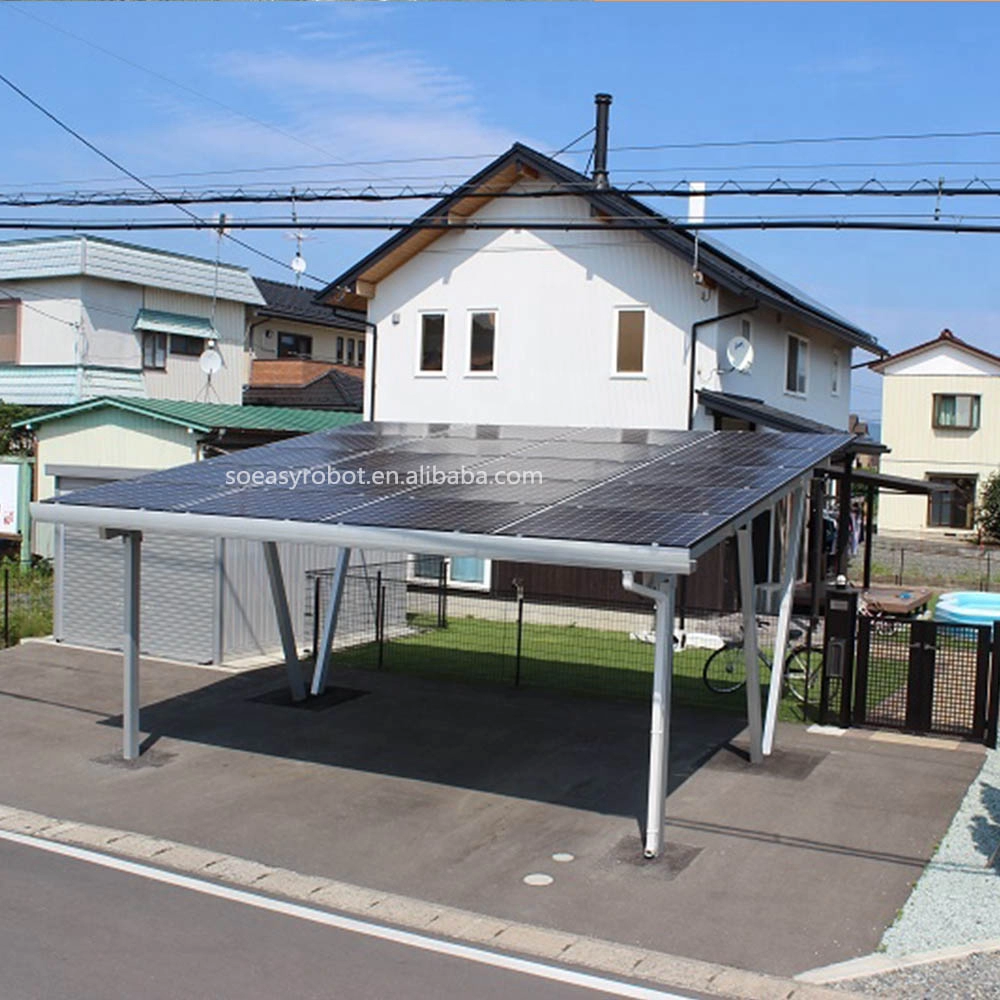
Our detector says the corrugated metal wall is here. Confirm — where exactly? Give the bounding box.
[58,529,403,664]
[61,528,216,662]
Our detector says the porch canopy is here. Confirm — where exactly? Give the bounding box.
[32,422,852,859]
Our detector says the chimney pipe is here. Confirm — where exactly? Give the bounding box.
[593,93,612,190]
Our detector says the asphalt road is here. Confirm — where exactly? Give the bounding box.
[0,836,703,1000]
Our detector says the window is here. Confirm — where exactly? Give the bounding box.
[831,349,842,396]
[410,554,490,590]
[785,333,808,395]
[615,309,645,373]
[357,338,366,367]
[933,393,980,430]
[740,318,752,343]
[142,331,166,370]
[420,314,445,372]
[469,312,495,372]
[277,332,312,358]
[169,333,205,357]
[927,474,977,529]
[346,338,355,366]
[335,336,344,364]
[0,299,18,364]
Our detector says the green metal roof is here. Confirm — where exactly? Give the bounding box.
[14,396,363,434]
[133,309,215,338]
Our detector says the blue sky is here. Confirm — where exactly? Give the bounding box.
[2,1,1000,420]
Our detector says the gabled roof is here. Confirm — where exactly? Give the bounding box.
[253,277,367,331]
[13,396,362,434]
[869,328,1000,372]
[318,143,884,355]
[0,235,264,305]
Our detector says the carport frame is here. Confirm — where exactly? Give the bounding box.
[34,463,829,858]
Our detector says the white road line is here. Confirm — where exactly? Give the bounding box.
[0,828,694,1000]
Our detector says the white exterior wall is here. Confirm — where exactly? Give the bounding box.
[368,186,711,428]
[33,408,196,557]
[7,276,86,365]
[364,184,857,430]
[702,291,854,430]
[877,345,1000,532]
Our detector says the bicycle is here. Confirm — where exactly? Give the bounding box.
[702,618,825,703]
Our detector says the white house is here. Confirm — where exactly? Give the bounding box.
[0,235,264,406]
[318,143,884,433]
[872,328,1000,534]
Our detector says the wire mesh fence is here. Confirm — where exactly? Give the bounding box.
[0,563,53,648]
[305,560,826,721]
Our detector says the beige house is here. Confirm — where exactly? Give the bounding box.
[873,329,1000,534]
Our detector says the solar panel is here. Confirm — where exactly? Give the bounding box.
[48,423,853,555]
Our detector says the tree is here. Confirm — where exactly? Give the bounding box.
[977,469,1000,543]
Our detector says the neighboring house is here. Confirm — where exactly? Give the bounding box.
[0,235,265,406]
[250,277,367,368]
[318,142,884,434]
[873,328,1000,534]
[244,358,364,412]
[15,396,361,558]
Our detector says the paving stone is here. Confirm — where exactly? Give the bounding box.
[153,844,228,872]
[253,868,331,900]
[53,823,125,849]
[561,938,647,976]
[631,953,722,993]
[104,833,177,860]
[202,856,276,885]
[0,809,54,835]
[310,880,389,913]
[425,909,510,944]
[493,924,579,959]
[709,968,798,999]
[368,894,446,928]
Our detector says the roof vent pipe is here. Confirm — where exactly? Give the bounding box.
[592,93,612,190]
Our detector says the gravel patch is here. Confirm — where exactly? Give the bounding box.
[880,747,1000,956]
[837,950,1000,998]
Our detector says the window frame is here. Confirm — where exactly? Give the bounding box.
[335,336,345,364]
[831,348,842,397]
[416,311,447,376]
[407,554,492,592]
[612,306,647,378]
[466,308,498,376]
[276,331,313,359]
[169,333,206,357]
[926,473,978,530]
[932,393,981,430]
[141,331,167,371]
[784,332,809,397]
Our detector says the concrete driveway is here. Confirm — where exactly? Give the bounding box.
[0,641,984,977]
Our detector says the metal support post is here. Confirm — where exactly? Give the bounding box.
[262,541,306,701]
[310,547,351,695]
[123,531,142,760]
[212,537,225,665]
[622,571,676,859]
[763,486,807,755]
[863,484,875,591]
[737,524,764,764]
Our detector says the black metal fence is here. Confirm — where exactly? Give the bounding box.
[305,560,827,717]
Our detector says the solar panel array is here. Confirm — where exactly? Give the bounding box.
[49,423,853,552]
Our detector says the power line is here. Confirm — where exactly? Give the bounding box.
[5,217,1000,234]
[7,177,1000,208]
[0,70,326,285]
[0,282,80,328]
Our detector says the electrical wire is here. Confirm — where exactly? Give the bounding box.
[0,282,80,328]
[0,70,327,286]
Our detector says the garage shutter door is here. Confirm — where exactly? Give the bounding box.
[61,529,216,663]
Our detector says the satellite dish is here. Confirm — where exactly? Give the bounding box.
[199,347,223,376]
[725,335,754,373]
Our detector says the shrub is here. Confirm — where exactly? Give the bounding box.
[978,470,1000,543]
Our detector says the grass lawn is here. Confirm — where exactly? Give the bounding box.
[334,613,824,724]
[1,562,52,646]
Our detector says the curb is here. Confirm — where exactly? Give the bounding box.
[797,938,1000,984]
[0,802,862,1000]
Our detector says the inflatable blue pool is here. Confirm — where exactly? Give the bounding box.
[934,591,1000,627]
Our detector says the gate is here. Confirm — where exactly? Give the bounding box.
[851,616,997,745]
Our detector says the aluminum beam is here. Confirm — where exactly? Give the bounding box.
[262,541,306,702]
[736,525,763,765]
[310,547,352,696]
[763,486,807,755]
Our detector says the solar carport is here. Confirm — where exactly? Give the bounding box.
[32,422,853,858]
